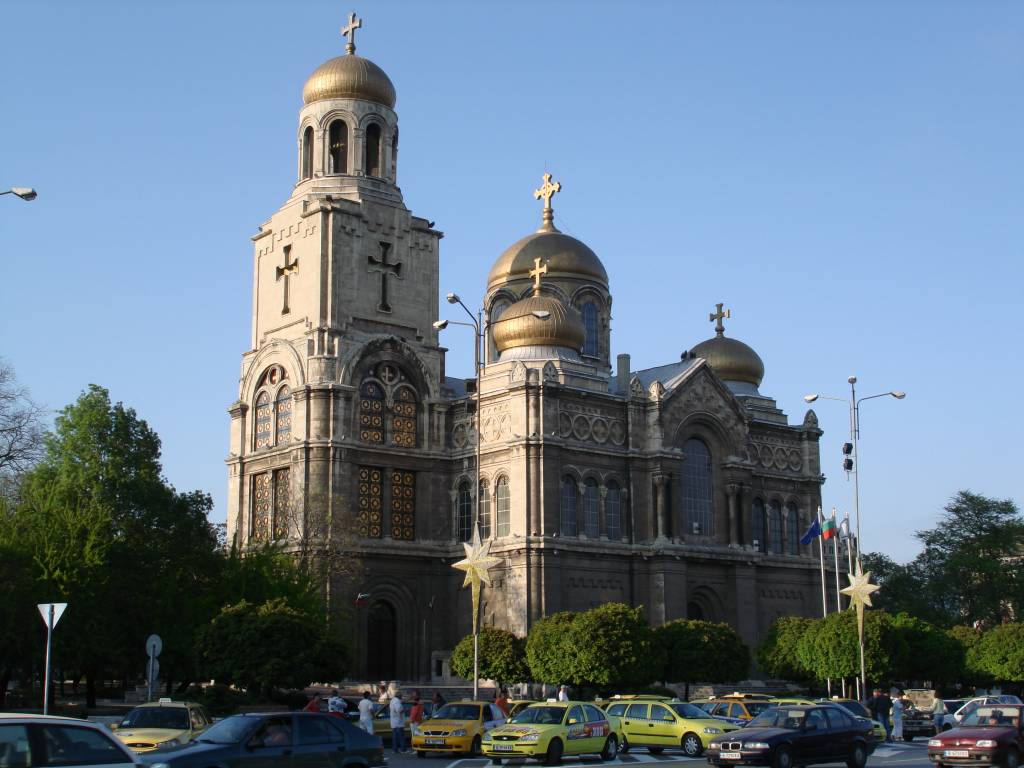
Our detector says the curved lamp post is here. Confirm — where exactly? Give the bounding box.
[1,187,37,201]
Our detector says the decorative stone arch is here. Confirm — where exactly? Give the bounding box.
[687,585,726,622]
[297,117,319,180]
[241,340,307,402]
[485,288,519,364]
[340,335,437,398]
[782,495,803,555]
[519,282,570,302]
[672,417,732,539]
[358,578,418,680]
[558,466,585,537]
[491,472,512,538]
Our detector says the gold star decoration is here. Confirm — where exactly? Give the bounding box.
[841,561,880,634]
[452,527,502,632]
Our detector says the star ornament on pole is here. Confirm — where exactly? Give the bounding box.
[841,562,880,626]
[453,528,502,631]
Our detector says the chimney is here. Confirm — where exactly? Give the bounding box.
[616,353,631,393]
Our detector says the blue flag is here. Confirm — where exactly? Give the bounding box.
[800,519,822,546]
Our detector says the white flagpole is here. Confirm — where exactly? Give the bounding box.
[816,506,832,697]
[831,507,845,697]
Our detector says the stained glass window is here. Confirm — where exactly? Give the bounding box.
[457,481,472,542]
[785,503,800,555]
[273,467,290,539]
[560,476,577,536]
[751,498,766,552]
[391,387,417,447]
[252,472,270,541]
[359,381,385,444]
[357,467,383,538]
[582,302,598,357]
[583,479,599,537]
[681,438,713,536]
[495,477,510,538]
[275,386,292,446]
[769,500,783,554]
[390,469,415,540]
[478,480,492,539]
[606,481,622,540]
[255,392,273,450]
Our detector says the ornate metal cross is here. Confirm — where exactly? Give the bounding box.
[342,11,362,54]
[529,257,548,294]
[709,302,731,335]
[275,247,299,314]
[367,241,402,313]
[533,173,561,228]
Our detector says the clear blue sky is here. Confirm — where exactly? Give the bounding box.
[2,1,1021,563]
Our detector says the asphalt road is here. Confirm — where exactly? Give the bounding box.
[381,741,933,768]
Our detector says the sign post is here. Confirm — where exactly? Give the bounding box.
[37,603,67,715]
[145,634,162,702]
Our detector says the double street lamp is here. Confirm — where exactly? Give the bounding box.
[804,376,905,700]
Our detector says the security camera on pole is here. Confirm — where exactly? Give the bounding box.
[146,634,162,702]
[37,603,67,715]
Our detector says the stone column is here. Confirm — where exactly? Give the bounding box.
[654,475,668,539]
[726,483,740,547]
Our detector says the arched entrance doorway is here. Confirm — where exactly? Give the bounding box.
[367,601,397,680]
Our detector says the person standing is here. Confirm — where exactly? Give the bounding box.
[557,685,569,702]
[932,696,946,735]
[410,692,425,729]
[877,690,893,742]
[304,693,322,712]
[891,694,904,741]
[328,689,347,718]
[390,691,407,754]
[358,690,375,735]
[432,692,447,710]
[495,689,509,717]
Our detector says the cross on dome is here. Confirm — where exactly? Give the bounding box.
[533,172,561,230]
[709,302,731,336]
[529,257,548,295]
[342,11,362,55]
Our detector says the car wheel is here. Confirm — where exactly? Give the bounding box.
[847,742,867,768]
[416,751,425,759]
[648,747,664,754]
[1005,749,1020,768]
[774,745,793,768]
[471,736,482,757]
[600,735,618,761]
[682,732,703,757]
[620,737,630,754]
[544,738,563,766]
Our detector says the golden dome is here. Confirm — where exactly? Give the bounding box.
[690,334,765,387]
[302,54,396,108]
[493,293,585,354]
[487,226,608,290]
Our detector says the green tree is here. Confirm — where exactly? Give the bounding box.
[796,610,904,684]
[451,627,529,685]
[566,603,664,690]
[949,625,991,686]
[861,552,942,624]
[526,611,578,685]
[757,616,814,683]
[971,624,1024,684]
[657,619,749,699]
[889,613,963,683]
[200,598,345,695]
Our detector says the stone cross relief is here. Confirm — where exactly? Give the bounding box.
[367,241,402,313]
[275,246,299,314]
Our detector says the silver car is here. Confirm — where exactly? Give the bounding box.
[0,714,140,768]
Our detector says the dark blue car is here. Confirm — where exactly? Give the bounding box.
[139,712,384,768]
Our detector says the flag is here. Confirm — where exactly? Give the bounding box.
[822,513,838,541]
[354,592,370,607]
[800,519,821,545]
[839,514,851,540]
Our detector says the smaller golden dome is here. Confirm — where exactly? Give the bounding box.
[493,294,585,354]
[690,334,765,386]
[303,54,396,108]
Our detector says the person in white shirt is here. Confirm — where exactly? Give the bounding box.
[328,689,347,716]
[557,685,569,701]
[357,691,375,734]
[389,691,407,753]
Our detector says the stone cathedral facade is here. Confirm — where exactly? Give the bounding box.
[226,16,828,682]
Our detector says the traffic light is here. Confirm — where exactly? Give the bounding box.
[841,443,854,473]
[842,442,853,455]
[842,457,854,472]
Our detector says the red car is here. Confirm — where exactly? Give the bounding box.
[927,703,1024,768]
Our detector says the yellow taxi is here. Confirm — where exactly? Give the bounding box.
[482,700,619,765]
[507,700,538,719]
[691,695,776,723]
[371,699,435,742]
[110,699,211,752]
[412,700,508,757]
[604,698,740,757]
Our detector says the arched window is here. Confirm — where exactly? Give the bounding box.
[605,481,622,540]
[301,126,314,179]
[274,386,292,445]
[769,500,783,554]
[478,479,492,539]
[785,503,800,555]
[254,391,273,450]
[359,380,385,444]
[328,120,348,174]
[681,438,713,536]
[365,123,382,177]
[583,479,599,537]
[457,481,472,542]
[560,476,578,536]
[495,477,510,537]
[391,128,398,177]
[487,300,510,363]
[581,302,598,357]
[391,386,418,448]
[751,498,766,552]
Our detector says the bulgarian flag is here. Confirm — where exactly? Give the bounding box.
[821,512,838,541]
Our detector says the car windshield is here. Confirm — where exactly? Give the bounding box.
[511,707,565,725]
[120,707,189,730]
[196,716,259,744]
[671,703,711,720]
[748,708,807,730]
[962,707,1022,728]
[433,705,481,721]
[833,701,870,718]
[745,702,773,716]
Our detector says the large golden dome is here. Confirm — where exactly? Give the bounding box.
[487,226,608,290]
[302,54,397,108]
[690,334,765,386]
[493,293,585,354]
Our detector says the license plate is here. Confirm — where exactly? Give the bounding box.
[945,750,970,758]
[425,738,445,745]
[721,752,743,760]
[492,745,515,752]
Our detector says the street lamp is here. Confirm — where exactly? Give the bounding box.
[804,376,905,700]
[1,187,37,201]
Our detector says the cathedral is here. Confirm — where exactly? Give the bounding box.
[225,14,827,682]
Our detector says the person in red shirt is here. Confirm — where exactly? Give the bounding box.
[495,689,509,717]
[303,694,322,712]
[409,691,425,727]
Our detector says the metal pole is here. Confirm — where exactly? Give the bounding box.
[831,510,844,697]
[43,605,53,715]
[473,310,482,701]
[848,377,868,700]
[816,507,831,697]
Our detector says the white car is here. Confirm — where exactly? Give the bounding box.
[947,696,1023,728]
[0,714,141,768]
